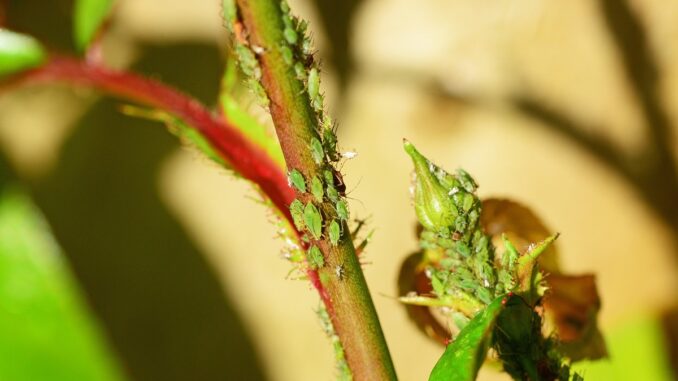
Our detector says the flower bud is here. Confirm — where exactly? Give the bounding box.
[403,140,458,234]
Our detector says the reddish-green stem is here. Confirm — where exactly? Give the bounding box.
[234,0,397,379]
[1,55,334,304]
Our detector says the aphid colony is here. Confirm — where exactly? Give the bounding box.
[288,167,350,270]
[402,141,556,313]
[225,0,354,276]
[278,0,353,272]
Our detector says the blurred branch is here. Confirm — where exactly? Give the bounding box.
[2,55,296,223]
[312,0,363,89]
[598,0,678,231]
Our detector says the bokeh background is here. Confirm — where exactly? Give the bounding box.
[1,0,677,380]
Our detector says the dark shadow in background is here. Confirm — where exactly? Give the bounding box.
[598,0,678,233]
[312,0,362,90]
[6,1,268,379]
[30,43,268,381]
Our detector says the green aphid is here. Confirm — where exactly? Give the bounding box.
[307,67,320,101]
[306,245,324,269]
[288,169,306,192]
[280,0,290,13]
[311,175,324,202]
[323,126,340,161]
[289,199,305,231]
[284,27,298,45]
[454,215,467,232]
[303,202,323,239]
[456,169,477,193]
[294,62,306,80]
[280,45,294,65]
[312,94,323,112]
[235,45,258,78]
[310,137,324,164]
[475,286,492,305]
[282,14,293,28]
[455,241,471,257]
[302,37,313,56]
[329,220,341,246]
[462,192,475,212]
[323,169,334,185]
[326,184,340,203]
[336,200,349,221]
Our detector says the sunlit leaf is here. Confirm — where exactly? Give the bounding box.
[0,29,46,77]
[429,295,506,381]
[73,0,114,51]
[0,187,124,381]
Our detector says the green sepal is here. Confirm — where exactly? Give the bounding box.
[403,140,458,234]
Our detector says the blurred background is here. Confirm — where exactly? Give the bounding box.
[0,0,677,380]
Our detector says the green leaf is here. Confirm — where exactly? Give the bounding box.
[73,0,114,51]
[429,295,506,381]
[219,61,286,170]
[0,187,124,381]
[0,30,46,77]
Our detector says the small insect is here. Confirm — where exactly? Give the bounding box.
[293,62,305,80]
[310,137,324,164]
[335,264,345,280]
[322,128,340,162]
[329,220,341,246]
[280,45,294,65]
[335,200,349,221]
[303,202,323,240]
[311,175,324,202]
[288,169,306,193]
[306,245,324,269]
[307,67,320,102]
[331,169,346,196]
[289,199,305,231]
[283,27,298,45]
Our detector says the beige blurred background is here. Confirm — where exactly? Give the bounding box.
[1,0,677,380]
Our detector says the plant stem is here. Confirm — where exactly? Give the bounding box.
[1,53,336,326]
[234,0,397,379]
[3,56,295,220]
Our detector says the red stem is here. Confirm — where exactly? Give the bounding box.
[2,56,332,307]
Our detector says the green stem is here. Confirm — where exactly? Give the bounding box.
[233,0,397,379]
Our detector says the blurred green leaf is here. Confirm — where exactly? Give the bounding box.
[73,0,114,51]
[573,315,672,381]
[0,187,125,381]
[429,295,505,381]
[220,61,286,171]
[0,29,46,77]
